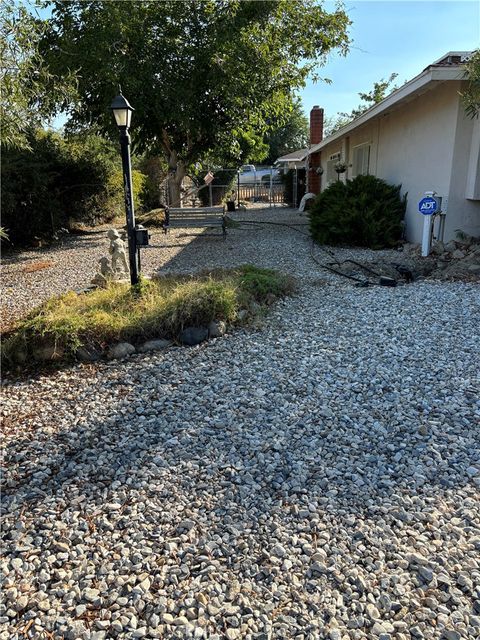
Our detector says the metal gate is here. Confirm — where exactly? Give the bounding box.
[162,166,290,208]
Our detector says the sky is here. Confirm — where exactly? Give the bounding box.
[300,0,480,119]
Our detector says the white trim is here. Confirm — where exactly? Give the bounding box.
[308,66,466,154]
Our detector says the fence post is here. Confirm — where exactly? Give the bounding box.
[269,166,273,208]
[293,167,298,208]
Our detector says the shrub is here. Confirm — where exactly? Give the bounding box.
[309,174,407,248]
[1,129,148,244]
[135,155,168,210]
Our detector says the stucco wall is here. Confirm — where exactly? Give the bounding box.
[319,81,479,243]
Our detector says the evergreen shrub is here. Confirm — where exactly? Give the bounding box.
[1,130,146,244]
[309,174,407,248]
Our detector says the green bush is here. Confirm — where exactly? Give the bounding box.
[309,174,407,248]
[1,129,147,244]
[135,155,168,210]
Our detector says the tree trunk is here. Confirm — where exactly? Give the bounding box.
[169,162,186,208]
[162,130,189,208]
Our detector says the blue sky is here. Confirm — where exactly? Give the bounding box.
[300,0,479,119]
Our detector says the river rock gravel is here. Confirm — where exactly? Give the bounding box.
[1,208,480,639]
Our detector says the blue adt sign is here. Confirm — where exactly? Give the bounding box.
[418,196,438,215]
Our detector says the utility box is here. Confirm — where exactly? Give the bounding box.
[135,224,150,246]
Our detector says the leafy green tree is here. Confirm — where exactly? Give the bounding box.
[461,49,480,118]
[40,0,350,204]
[324,73,398,137]
[323,114,352,138]
[0,0,74,150]
[257,98,309,165]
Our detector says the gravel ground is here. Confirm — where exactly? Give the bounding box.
[1,205,402,331]
[2,207,480,640]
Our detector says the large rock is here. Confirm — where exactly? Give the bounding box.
[107,342,136,359]
[208,320,226,338]
[138,339,171,352]
[431,241,445,256]
[179,327,208,346]
[11,349,28,365]
[444,241,457,253]
[76,346,101,362]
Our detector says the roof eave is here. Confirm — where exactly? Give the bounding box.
[309,66,465,154]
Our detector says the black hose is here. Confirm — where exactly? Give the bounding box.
[154,215,397,288]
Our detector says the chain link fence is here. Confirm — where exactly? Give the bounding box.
[159,166,307,209]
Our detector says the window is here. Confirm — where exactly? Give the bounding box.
[352,143,370,177]
[326,152,341,184]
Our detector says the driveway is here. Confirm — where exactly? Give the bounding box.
[2,207,479,640]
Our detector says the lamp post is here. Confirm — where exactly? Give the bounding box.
[111,90,139,285]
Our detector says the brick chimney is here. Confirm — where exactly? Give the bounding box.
[310,105,324,145]
[308,106,324,195]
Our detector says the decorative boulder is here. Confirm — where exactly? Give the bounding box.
[138,339,172,352]
[179,327,208,346]
[208,321,226,338]
[33,341,64,362]
[75,346,102,362]
[107,342,136,359]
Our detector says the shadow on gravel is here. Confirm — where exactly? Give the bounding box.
[156,213,308,278]
[3,351,478,528]
[1,234,106,267]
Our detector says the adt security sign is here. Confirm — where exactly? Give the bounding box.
[418,196,438,215]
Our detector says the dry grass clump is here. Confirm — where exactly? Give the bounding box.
[2,265,294,366]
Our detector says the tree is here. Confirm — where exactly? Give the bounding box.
[461,49,480,118]
[0,0,74,150]
[323,114,352,138]
[40,0,350,204]
[324,73,398,137]
[258,98,309,165]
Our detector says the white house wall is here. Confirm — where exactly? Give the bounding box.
[319,81,479,243]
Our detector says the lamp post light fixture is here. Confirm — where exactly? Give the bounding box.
[111,90,139,285]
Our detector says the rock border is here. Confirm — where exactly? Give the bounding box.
[25,319,231,364]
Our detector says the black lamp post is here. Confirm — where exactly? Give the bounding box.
[111,90,139,285]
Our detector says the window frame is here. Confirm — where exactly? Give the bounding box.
[351,142,371,178]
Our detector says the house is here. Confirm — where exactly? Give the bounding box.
[306,52,480,243]
[275,148,308,173]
